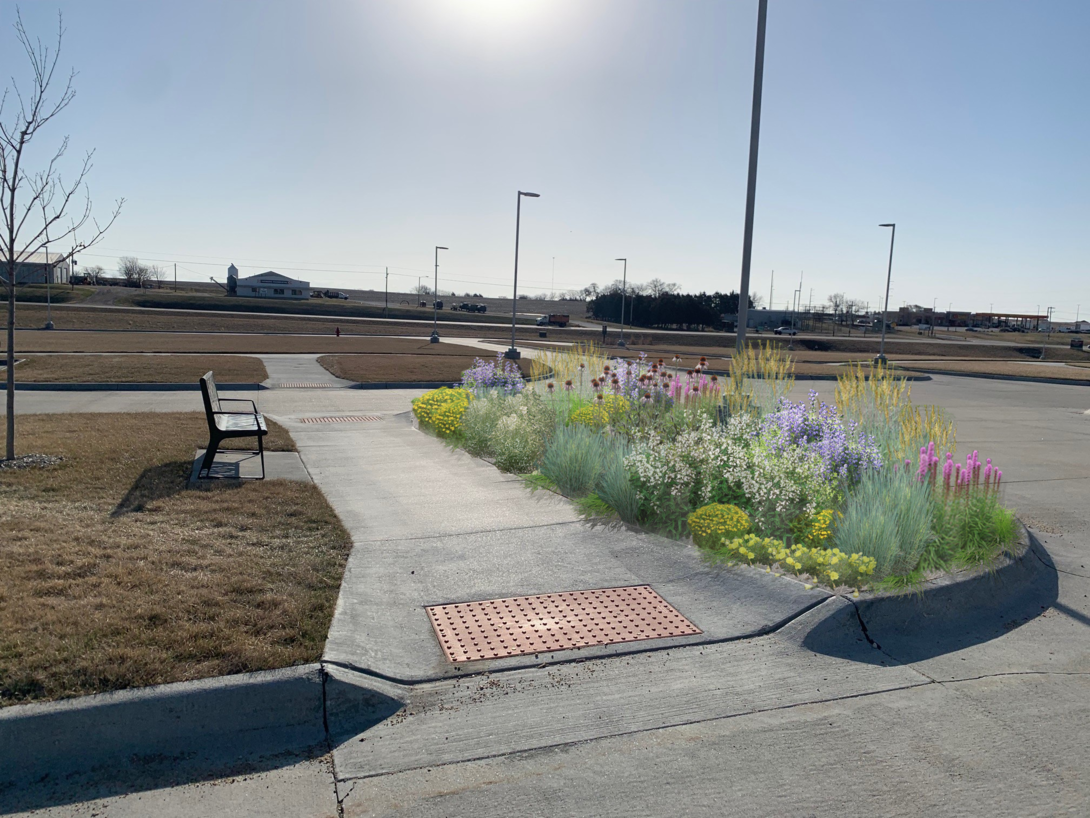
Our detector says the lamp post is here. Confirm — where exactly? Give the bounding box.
[615,258,627,347]
[44,240,54,330]
[506,190,540,360]
[875,223,896,364]
[734,0,769,352]
[431,246,447,343]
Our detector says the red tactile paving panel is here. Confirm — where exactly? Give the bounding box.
[426,585,702,663]
[274,382,336,388]
[299,415,382,424]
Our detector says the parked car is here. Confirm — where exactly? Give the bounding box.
[773,326,797,336]
[324,290,348,300]
[965,326,978,332]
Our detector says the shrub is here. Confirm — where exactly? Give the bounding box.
[791,508,836,547]
[488,391,556,473]
[412,388,473,437]
[540,425,607,498]
[460,353,525,394]
[834,467,933,578]
[687,504,751,549]
[705,534,877,589]
[460,392,508,457]
[595,437,640,524]
[570,395,628,428]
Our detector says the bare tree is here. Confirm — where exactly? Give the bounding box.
[147,263,165,289]
[82,263,105,284]
[1,11,123,461]
[118,256,151,287]
[646,278,679,297]
[826,293,846,313]
[410,283,432,296]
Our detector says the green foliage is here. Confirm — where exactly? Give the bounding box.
[834,468,933,579]
[687,504,751,549]
[923,490,1019,572]
[702,534,877,590]
[411,388,472,437]
[595,437,640,524]
[458,390,555,473]
[573,492,617,519]
[540,424,608,498]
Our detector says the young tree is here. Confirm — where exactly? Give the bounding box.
[1,12,122,461]
[410,283,433,296]
[82,263,105,284]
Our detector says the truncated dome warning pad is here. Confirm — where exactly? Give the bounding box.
[425,585,702,663]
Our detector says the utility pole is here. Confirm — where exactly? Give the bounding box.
[769,270,773,313]
[551,256,555,300]
[385,267,389,319]
[174,262,177,292]
[734,0,769,352]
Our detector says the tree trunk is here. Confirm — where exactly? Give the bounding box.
[5,268,14,461]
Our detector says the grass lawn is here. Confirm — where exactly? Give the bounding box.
[0,413,351,706]
[319,350,532,382]
[10,354,268,383]
[894,360,1090,382]
[0,284,95,304]
[122,290,536,325]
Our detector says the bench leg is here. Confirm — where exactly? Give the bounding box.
[200,435,222,479]
[258,433,265,480]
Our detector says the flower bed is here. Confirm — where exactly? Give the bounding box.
[411,345,1021,592]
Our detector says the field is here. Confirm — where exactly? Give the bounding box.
[1,284,95,304]
[122,290,539,325]
[0,413,351,706]
[10,354,268,383]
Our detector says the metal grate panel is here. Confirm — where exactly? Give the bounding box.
[299,415,382,424]
[273,382,337,388]
[426,585,701,663]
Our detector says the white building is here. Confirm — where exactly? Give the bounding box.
[234,270,310,300]
[1,251,72,284]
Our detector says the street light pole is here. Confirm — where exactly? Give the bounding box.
[615,258,627,347]
[506,190,540,360]
[735,0,769,352]
[431,246,447,343]
[876,223,896,364]
[44,240,54,330]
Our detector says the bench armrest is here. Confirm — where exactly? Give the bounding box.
[216,398,259,412]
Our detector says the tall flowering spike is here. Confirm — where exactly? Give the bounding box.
[996,469,1002,485]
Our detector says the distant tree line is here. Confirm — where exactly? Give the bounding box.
[589,282,752,331]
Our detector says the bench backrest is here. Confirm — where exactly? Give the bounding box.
[200,371,221,427]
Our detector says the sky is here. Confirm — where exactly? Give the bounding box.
[5,0,1089,318]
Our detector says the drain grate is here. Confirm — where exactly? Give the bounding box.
[273,382,337,388]
[300,415,382,424]
[426,585,701,663]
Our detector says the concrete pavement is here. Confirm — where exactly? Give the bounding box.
[6,374,1090,816]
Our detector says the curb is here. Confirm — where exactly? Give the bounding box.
[0,665,326,803]
[896,368,1090,387]
[350,381,458,389]
[0,663,406,811]
[13,381,265,391]
[802,524,1058,662]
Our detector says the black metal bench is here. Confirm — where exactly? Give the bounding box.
[198,371,267,479]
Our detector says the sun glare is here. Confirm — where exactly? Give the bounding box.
[435,0,554,35]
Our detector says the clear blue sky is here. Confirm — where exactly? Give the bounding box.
[7,1,1089,317]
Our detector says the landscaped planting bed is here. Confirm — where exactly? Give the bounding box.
[412,344,1022,594]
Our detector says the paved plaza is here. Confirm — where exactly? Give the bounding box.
[3,371,1089,816]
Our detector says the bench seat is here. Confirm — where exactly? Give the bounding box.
[199,371,267,479]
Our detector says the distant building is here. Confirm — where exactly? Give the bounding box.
[234,270,310,300]
[1,251,72,284]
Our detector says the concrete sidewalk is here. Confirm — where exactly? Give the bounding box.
[280,410,828,681]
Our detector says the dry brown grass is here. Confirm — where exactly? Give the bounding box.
[11,354,267,383]
[895,360,1090,381]
[319,352,532,382]
[0,413,350,706]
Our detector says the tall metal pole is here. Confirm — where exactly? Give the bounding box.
[507,191,539,360]
[431,246,447,343]
[44,240,54,330]
[615,258,628,347]
[876,223,896,363]
[174,262,177,292]
[384,267,389,319]
[735,0,768,352]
